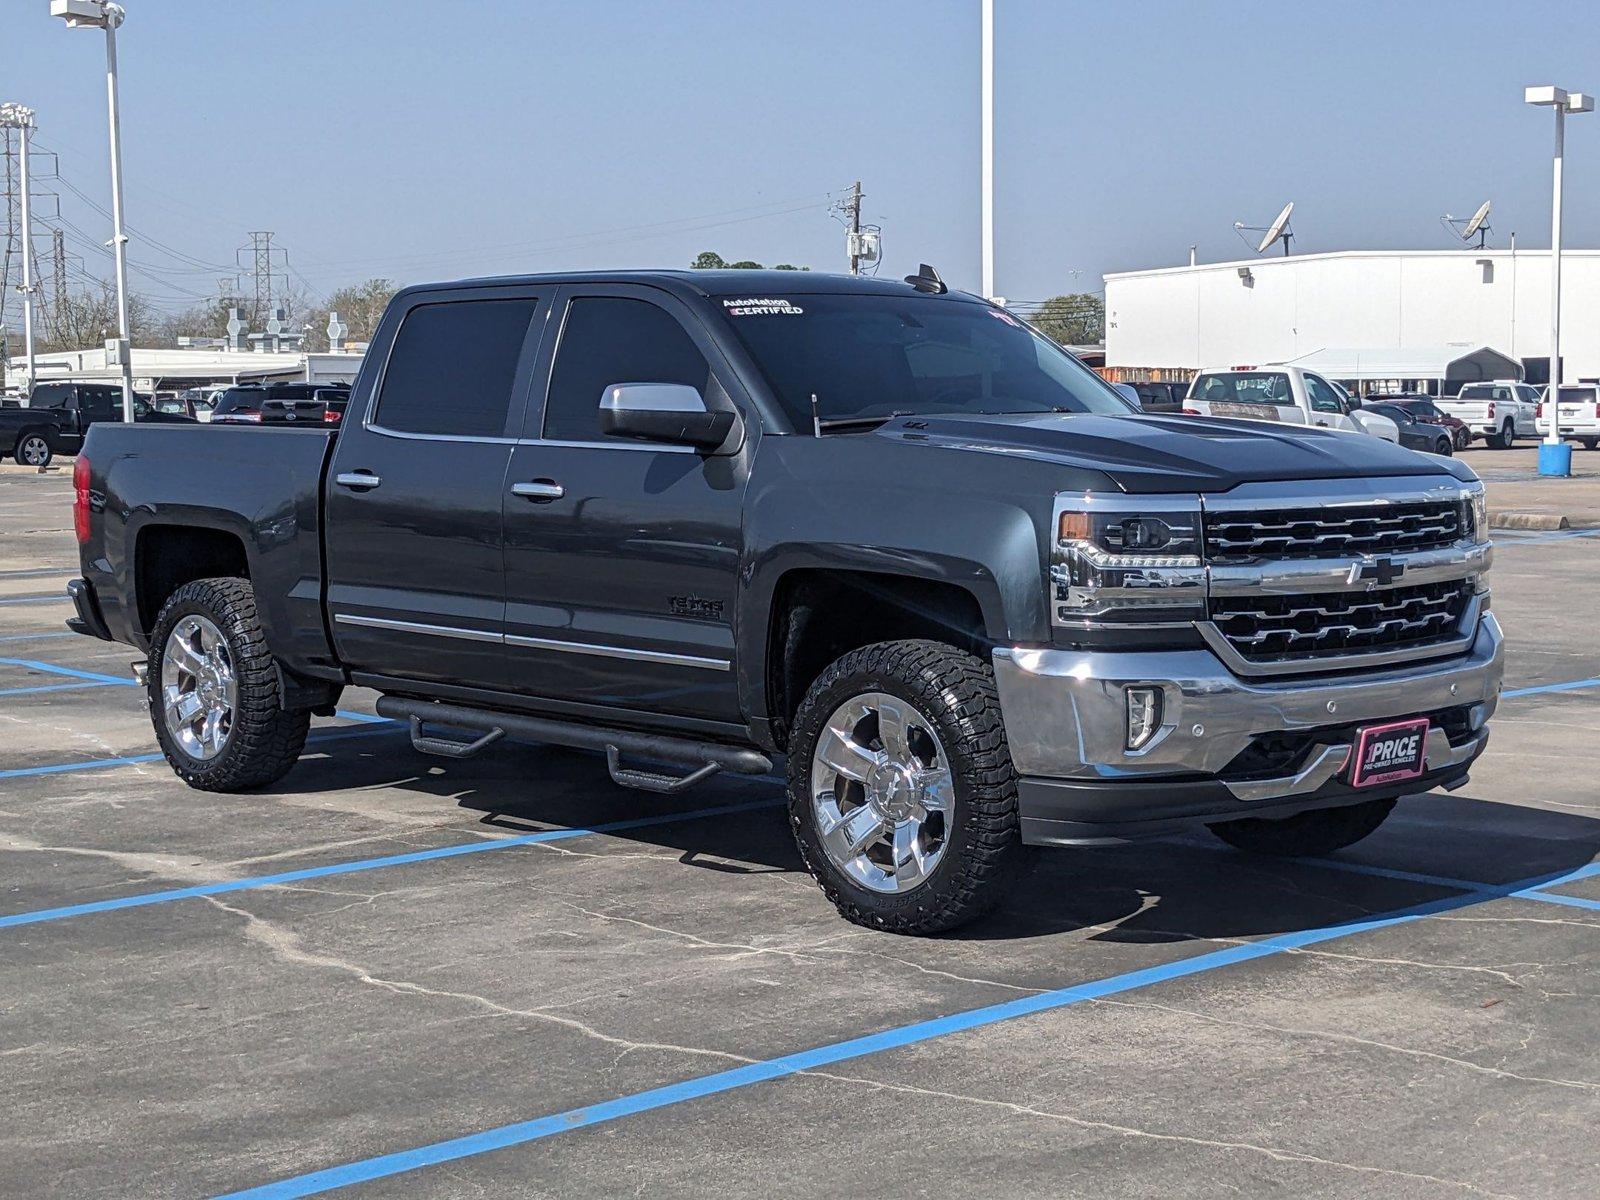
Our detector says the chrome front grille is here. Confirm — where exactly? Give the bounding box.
[1209,579,1474,665]
[1204,500,1464,562]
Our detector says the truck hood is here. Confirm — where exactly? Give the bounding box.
[875,412,1464,494]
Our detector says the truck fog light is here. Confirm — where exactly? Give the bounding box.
[1126,686,1163,751]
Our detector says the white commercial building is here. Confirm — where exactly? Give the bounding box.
[1104,248,1600,390]
[4,346,364,395]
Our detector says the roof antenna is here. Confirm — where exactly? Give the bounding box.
[810,392,822,437]
[904,263,948,294]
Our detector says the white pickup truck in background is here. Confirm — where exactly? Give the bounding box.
[1436,381,1540,449]
[1538,384,1600,450]
[1184,365,1400,442]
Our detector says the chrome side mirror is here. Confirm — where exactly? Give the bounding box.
[598,383,736,449]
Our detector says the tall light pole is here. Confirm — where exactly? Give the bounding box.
[980,0,995,301]
[0,104,38,399]
[1525,84,1592,478]
[51,0,135,423]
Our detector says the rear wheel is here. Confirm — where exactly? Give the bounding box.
[1581,438,1598,451]
[1491,419,1515,449]
[15,432,51,468]
[1209,797,1396,857]
[148,577,309,791]
[787,639,1027,934]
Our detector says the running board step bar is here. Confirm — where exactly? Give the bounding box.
[374,696,773,790]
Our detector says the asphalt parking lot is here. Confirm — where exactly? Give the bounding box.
[2,453,1598,1200]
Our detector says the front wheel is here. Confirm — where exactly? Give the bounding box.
[148,577,310,791]
[787,639,1027,934]
[1433,435,1453,457]
[15,433,51,468]
[1208,797,1396,857]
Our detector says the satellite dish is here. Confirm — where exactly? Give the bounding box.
[1441,200,1493,249]
[1233,202,1296,256]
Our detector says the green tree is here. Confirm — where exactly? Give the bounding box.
[692,251,728,269]
[306,277,398,349]
[726,260,763,270]
[1025,293,1105,347]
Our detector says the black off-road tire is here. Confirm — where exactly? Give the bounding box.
[1581,438,1598,451]
[1434,435,1453,457]
[1208,797,1396,858]
[148,577,310,791]
[787,639,1028,935]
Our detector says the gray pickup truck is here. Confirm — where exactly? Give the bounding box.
[68,267,1503,933]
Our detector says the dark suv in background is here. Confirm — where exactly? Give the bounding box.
[211,382,352,426]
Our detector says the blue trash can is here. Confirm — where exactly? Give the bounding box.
[1538,442,1573,477]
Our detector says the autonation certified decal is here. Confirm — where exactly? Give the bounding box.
[723,297,804,317]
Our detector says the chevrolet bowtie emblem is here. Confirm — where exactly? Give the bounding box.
[1348,555,1404,588]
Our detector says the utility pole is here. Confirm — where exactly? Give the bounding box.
[52,229,67,341]
[0,104,37,395]
[847,180,863,275]
[981,0,995,300]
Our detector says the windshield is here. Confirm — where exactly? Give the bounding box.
[1189,371,1295,406]
[713,293,1133,426]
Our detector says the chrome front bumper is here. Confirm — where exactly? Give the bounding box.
[992,613,1504,795]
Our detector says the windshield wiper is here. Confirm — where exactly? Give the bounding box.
[813,410,913,435]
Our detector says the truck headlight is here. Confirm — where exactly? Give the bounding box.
[1465,487,1488,542]
[1051,495,1206,626]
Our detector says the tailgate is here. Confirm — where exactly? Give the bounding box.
[1193,400,1307,425]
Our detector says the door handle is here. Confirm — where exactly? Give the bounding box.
[511,480,565,501]
[335,471,382,490]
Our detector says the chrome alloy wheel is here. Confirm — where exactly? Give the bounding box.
[810,691,954,894]
[160,614,237,760]
[18,435,49,466]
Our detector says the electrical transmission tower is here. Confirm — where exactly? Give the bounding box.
[236,230,289,325]
[1,108,62,356]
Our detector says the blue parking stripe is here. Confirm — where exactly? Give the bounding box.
[1511,889,1600,912]
[0,722,397,782]
[0,680,119,698]
[0,656,134,685]
[0,798,782,931]
[1502,677,1600,698]
[211,861,1600,1200]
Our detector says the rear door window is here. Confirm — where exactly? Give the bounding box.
[29,384,72,409]
[541,297,711,442]
[1190,372,1295,406]
[373,298,540,438]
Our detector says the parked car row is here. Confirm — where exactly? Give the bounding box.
[1104,368,1595,457]
[0,381,354,466]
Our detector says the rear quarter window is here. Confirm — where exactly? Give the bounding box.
[373,298,539,438]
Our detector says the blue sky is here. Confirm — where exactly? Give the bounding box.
[9,0,1600,311]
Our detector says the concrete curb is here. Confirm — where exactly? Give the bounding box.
[1490,512,1571,531]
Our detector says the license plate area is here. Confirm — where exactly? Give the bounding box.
[1349,718,1431,788]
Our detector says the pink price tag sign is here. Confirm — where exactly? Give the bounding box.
[1348,717,1431,788]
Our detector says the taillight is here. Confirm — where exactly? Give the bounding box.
[73,454,92,544]
[1537,402,1545,418]
[1486,402,1496,419]
[323,408,341,424]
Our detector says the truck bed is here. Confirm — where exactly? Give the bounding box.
[80,423,339,677]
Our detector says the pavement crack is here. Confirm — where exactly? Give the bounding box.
[798,1070,1522,1198]
[199,895,755,1069]
[1089,996,1598,1092]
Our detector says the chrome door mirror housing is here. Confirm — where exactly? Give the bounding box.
[598,382,737,450]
